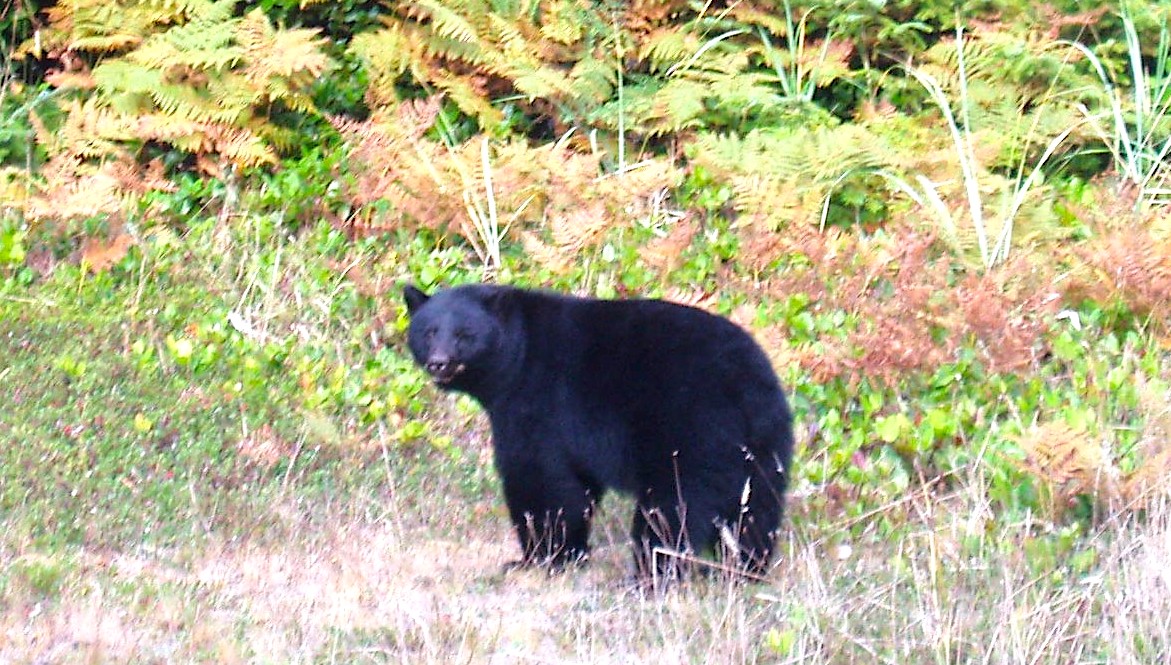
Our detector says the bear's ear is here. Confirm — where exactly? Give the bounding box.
[403,284,430,314]
[480,287,515,317]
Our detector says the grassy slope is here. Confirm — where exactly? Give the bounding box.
[1,223,1169,664]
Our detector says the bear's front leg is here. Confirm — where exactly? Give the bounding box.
[498,461,595,569]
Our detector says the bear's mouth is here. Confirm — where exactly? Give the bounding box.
[431,363,467,385]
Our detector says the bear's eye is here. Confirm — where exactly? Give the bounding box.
[455,329,473,344]
[423,328,437,342]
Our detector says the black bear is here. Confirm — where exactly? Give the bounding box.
[403,284,794,579]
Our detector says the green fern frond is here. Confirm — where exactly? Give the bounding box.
[649,79,708,131]
[512,67,574,98]
[253,123,302,153]
[690,130,800,177]
[707,71,783,116]
[488,12,528,51]
[408,1,482,44]
[166,132,214,154]
[190,0,237,22]
[405,21,488,65]
[423,66,507,129]
[590,79,661,133]
[70,2,150,52]
[148,78,252,124]
[726,6,792,36]
[159,9,237,51]
[568,58,615,104]
[167,0,218,18]
[277,91,319,114]
[690,125,891,183]
[540,1,586,44]
[93,60,165,96]
[130,33,243,73]
[349,28,414,77]
[641,29,694,73]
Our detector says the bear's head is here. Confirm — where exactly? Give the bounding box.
[403,284,520,399]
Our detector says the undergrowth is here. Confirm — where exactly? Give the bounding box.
[1,208,1169,662]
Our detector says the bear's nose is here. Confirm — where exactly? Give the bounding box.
[426,358,451,375]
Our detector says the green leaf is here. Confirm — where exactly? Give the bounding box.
[166,335,194,364]
[876,413,911,443]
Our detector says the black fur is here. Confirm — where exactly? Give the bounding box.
[403,284,794,579]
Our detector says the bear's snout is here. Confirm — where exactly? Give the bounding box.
[425,356,466,384]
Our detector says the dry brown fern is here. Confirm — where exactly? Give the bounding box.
[662,287,717,312]
[519,231,574,274]
[1015,421,1119,514]
[1120,377,1171,510]
[79,233,135,273]
[1123,446,1171,510]
[21,154,171,228]
[1071,226,1171,324]
[11,98,174,230]
[730,218,1066,388]
[953,258,1059,373]
[333,98,682,266]
[642,216,698,273]
[329,98,463,234]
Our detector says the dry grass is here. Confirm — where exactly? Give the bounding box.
[1,509,764,664]
[3,466,1169,664]
[771,500,1171,664]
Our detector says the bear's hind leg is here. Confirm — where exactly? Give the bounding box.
[731,450,787,576]
[630,496,719,581]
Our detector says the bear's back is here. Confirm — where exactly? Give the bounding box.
[506,289,782,415]
[542,293,770,376]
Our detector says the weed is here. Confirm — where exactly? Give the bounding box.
[1063,5,1171,209]
[896,26,1083,269]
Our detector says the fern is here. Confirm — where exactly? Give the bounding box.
[690,124,895,228]
[539,2,586,45]
[707,70,784,116]
[350,0,846,143]
[33,1,331,176]
[648,79,708,132]
[725,5,792,37]
[130,37,243,75]
[157,4,238,52]
[351,0,611,133]
[214,127,277,167]
[237,9,330,85]
[349,28,413,107]
[567,58,615,104]
[408,1,482,45]
[641,29,694,73]
[37,0,220,55]
[92,60,164,98]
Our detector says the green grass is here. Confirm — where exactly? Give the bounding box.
[0,221,488,551]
